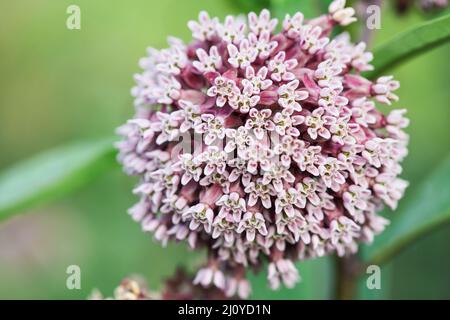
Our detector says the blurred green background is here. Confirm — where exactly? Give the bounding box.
[0,0,449,299]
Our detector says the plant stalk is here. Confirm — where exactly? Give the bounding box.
[335,254,363,300]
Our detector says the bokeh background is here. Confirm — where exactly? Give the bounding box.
[0,0,449,299]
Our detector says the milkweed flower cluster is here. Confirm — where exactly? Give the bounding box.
[116,0,409,298]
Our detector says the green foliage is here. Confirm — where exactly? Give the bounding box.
[364,156,450,266]
[228,0,331,19]
[366,13,450,78]
[0,138,117,221]
[227,0,271,13]
[249,257,333,299]
[356,263,393,299]
[270,0,322,19]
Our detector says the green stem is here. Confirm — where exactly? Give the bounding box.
[335,254,364,300]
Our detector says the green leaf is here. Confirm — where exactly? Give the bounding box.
[249,256,332,299]
[0,137,117,221]
[356,261,393,299]
[366,13,450,79]
[227,0,271,13]
[364,155,450,266]
[270,0,321,20]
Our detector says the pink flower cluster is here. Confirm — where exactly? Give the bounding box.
[117,0,409,298]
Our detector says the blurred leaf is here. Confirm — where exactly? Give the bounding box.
[364,155,450,266]
[249,256,332,299]
[356,262,393,299]
[227,0,271,13]
[270,0,321,20]
[0,137,117,221]
[228,0,331,18]
[367,13,450,79]
[318,0,333,12]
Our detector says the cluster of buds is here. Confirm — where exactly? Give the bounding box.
[90,277,157,300]
[117,0,409,298]
[89,269,229,300]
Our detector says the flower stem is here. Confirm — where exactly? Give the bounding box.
[335,254,363,300]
